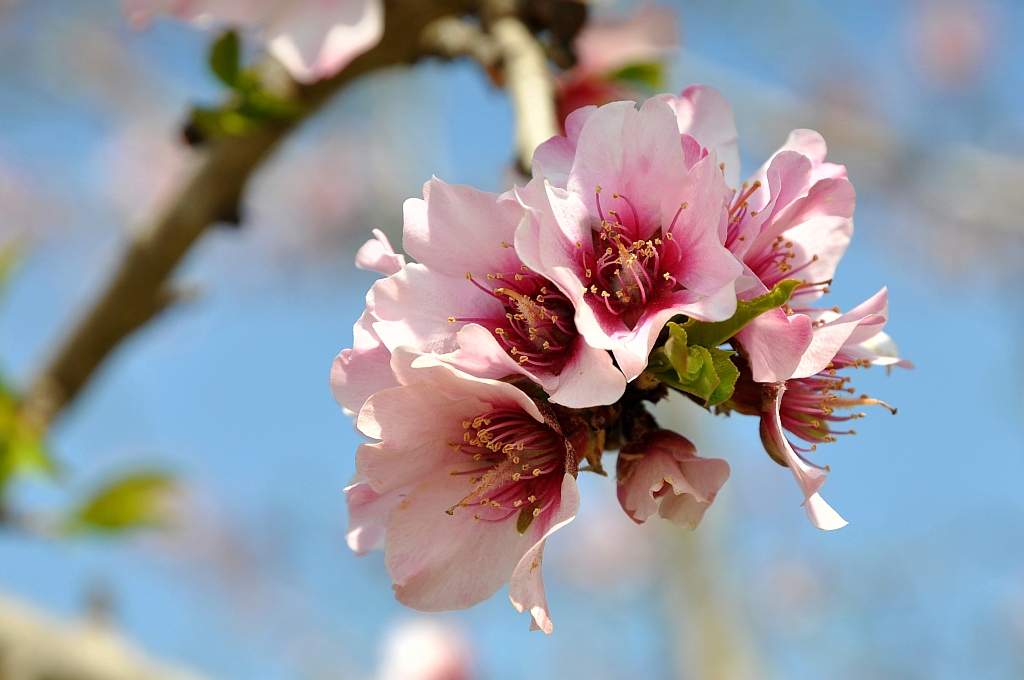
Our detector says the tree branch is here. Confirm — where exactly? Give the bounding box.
[0,592,214,680]
[22,0,473,428]
[420,16,500,68]
[483,0,560,173]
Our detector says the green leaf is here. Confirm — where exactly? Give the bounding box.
[0,388,55,495]
[209,30,240,87]
[652,324,719,401]
[239,90,306,121]
[608,61,664,90]
[706,348,740,406]
[650,323,743,406]
[65,472,177,535]
[682,279,802,349]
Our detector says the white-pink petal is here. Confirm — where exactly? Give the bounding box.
[355,228,406,276]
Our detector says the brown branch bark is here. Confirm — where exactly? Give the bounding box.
[22,0,473,428]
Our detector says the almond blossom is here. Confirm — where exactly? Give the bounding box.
[616,430,730,528]
[123,0,384,83]
[369,177,626,408]
[350,347,581,633]
[519,97,742,381]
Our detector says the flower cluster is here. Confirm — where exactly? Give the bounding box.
[332,86,910,632]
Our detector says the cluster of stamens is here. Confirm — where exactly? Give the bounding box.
[780,354,896,459]
[445,409,566,525]
[455,261,577,374]
[725,181,832,308]
[577,188,684,329]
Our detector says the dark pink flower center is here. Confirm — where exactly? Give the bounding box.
[578,190,684,329]
[445,408,566,525]
[780,354,895,455]
[458,268,578,374]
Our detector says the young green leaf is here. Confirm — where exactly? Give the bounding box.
[210,30,241,87]
[706,348,740,406]
[65,472,177,534]
[683,279,801,349]
[608,62,664,90]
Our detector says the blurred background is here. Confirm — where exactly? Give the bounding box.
[0,0,1022,678]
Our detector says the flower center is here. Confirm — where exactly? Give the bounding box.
[780,354,896,454]
[726,182,831,306]
[456,268,578,374]
[445,409,567,530]
[579,190,684,329]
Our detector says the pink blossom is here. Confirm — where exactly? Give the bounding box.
[356,228,406,276]
[352,348,581,633]
[555,4,678,130]
[616,430,730,528]
[732,289,910,529]
[518,98,742,381]
[123,0,383,84]
[370,177,626,408]
[724,130,858,382]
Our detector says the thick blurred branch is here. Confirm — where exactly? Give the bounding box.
[0,593,211,680]
[21,0,473,429]
[420,16,500,68]
[483,0,560,173]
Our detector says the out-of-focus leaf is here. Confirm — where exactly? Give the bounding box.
[210,30,241,87]
[65,472,177,534]
[608,61,664,90]
[239,90,306,121]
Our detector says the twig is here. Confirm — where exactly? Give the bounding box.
[482,0,560,173]
[420,16,500,68]
[22,0,473,428]
[0,592,213,680]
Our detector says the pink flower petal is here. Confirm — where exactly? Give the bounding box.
[355,228,406,276]
[267,0,383,83]
[403,178,523,279]
[509,473,580,633]
[657,85,741,189]
[532,106,597,189]
[330,308,399,415]
[344,477,411,555]
[735,308,815,383]
[567,98,690,232]
[760,383,847,530]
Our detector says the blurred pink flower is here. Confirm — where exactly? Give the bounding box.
[616,430,729,529]
[124,0,384,83]
[377,618,474,680]
[369,177,625,408]
[521,98,741,381]
[555,3,678,130]
[350,348,580,633]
